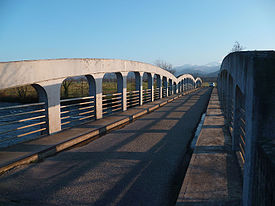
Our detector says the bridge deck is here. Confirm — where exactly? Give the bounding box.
[0,88,211,205]
[0,89,199,174]
[176,88,242,205]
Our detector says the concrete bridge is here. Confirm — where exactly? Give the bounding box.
[0,51,274,206]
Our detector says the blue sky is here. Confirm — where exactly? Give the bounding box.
[0,0,274,66]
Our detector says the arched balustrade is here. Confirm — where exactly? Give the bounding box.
[0,58,202,146]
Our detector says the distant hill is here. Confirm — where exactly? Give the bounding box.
[174,62,220,77]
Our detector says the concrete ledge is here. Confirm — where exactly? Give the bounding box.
[0,88,200,174]
[176,88,242,205]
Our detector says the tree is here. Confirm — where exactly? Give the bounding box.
[231,41,245,52]
[154,60,176,75]
[16,86,28,99]
[62,77,74,98]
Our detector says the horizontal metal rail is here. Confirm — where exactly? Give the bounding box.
[0,102,45,111]
[0,108,46,119]
[0,101,47,146]
[60,95,94,103]
[60,95,96,129]
[102,93,122,98]
[60,100,94,109]
[60,105,94,114]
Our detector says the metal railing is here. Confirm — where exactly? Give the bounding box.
[102,92,122,116]
[142,89,152,103]
[162,87,167,98]
[154,87,160,100]
[60,96,95,129]
[127,90,139,108]
[0,102,47,147]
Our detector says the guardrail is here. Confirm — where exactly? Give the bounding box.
[102,92,122,116]
[0,102,47,147]
[218,51,275,206]
[60,96,95,129]
[126,90,140,108]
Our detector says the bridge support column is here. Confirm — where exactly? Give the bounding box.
[118,72,128,111]
[136,72,143,105]
[157,76,162,99]
[38,79,63,134]
[93,74,104,120]
[149,73,154,102]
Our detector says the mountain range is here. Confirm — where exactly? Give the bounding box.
[174,62,220,77]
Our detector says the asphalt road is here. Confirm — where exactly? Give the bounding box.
[0,88,211,206]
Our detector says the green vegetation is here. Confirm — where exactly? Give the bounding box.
[0,79,153,103]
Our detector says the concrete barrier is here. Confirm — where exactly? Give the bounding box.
[218,51,275,206]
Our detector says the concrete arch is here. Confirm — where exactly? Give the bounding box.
[0,58,202,134]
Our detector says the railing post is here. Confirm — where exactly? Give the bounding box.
[93,73,104,120]
[38,79,63,134]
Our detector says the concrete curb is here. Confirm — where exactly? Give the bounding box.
[0,89,200,174]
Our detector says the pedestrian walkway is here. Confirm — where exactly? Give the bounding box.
[176,88,242,206]
[0,88,200,174]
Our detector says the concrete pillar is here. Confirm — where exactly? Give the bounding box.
[117,72,128,111]
[92,73,104,120]
[148,73,154,102]
[158,75,163,99]
[32,84,50,135]
[38,79,63,134]
[135,72,143,105]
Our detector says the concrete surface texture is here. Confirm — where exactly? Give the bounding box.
[0,88,211,206]
[176,88,242,206]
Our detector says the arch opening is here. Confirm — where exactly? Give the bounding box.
[127,72,140,108]
[0,84,47,148]
[168,79,172,96]
[173,82,177,94]
[162,77,168,98]
[60,75,95,129]
[154,74,161,100]
[142,72,152,104]
[102,72,123,116]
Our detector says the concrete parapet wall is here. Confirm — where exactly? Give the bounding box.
[218,51,275,206]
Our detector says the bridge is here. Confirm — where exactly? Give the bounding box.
[0,51,274,206]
